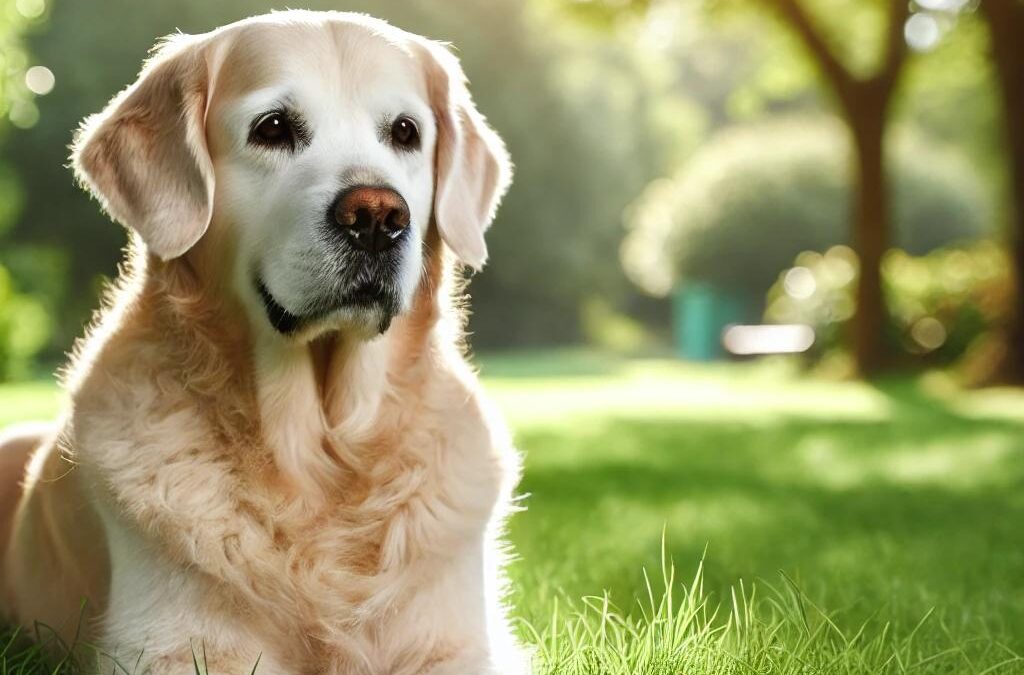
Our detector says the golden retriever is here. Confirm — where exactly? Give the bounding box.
[0,10,527,675]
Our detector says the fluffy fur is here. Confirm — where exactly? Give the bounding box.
[0,11,526,675]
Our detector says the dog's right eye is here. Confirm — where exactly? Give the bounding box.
[250,112,293,149]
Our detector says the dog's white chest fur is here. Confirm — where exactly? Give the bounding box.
[75,349,521,674]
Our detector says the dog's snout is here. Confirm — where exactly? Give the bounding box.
[333,186,410,253]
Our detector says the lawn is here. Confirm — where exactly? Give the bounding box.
[1,353,1022,673]
[0,380,65,429]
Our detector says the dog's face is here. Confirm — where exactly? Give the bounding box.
[209,20,439,338]
[72,12,510,341]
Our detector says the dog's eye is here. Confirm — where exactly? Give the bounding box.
[391,116,420,150]
[250,112,293,148]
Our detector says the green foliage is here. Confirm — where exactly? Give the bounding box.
[1,0,53,380]
[0,262,50,381]
[892,138,993,256]
[709,0,896,80]
[0,243,68,348]
[764,245,859,361]
[623,117,991,302]
[538,0,651,31]
[623,118,845,297]
[579,297,653,353]
[766,241,1009,365]
[0,165,22,237]
[901,11,1004,200]
[885,244,1008,359]
[0,0,50,131]
[787,0,892,77]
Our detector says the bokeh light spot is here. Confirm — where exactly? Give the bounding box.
[9,100,39,129]
[14,0,45,19]
[905,13,941,52]
[916,0,969,11]
[723,324,815,355]
[911,316,947,351]
[25,66,55,96]
[783,266,817,299]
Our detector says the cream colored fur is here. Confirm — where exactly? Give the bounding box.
[0,11,525,675]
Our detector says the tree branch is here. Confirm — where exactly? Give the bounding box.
[874,0,912,95]
[758,0,855,96]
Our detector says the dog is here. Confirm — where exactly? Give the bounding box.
[0,11,527,675]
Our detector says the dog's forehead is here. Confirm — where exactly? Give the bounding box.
[214,16,426,108]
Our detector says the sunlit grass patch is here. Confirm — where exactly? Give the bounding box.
[0,380,62,429]
[482,354,894,427]
[528,548,1023,675]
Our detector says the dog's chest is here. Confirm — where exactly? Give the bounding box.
[83,361,512,669]
[228,427,507,671]
[223,416,504,640]
[307,437,492,564]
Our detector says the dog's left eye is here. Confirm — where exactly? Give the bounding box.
[250,112,294,149]
[391,116,420,150]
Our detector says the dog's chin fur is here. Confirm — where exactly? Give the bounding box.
[288,305,399,344]
[258,278,402,343]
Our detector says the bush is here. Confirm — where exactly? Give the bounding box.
[764,241,1009,365]
[622,117,992,302]
[0,263,51,381]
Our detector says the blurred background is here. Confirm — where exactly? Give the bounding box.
[2,0,1024,668]
[1,0,1022,380]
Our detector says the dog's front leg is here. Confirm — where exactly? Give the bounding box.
[94,521,289,675]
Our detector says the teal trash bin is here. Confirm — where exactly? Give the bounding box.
[672,285,747,360]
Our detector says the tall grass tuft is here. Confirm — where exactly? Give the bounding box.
[524,540,1023,675]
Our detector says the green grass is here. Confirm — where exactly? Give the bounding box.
[482,352,1024,673]
[2,352,1023,673]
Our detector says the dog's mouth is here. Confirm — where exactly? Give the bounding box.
[255,278,399,336]
[256,279,302,334]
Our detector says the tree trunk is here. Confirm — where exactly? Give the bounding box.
[755,0,908,377]
[980,0,1024,382]
[847,92,890,376]
[1000,79,1024,381]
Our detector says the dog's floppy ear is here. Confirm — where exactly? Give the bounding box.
[417,40,512,271]
[71,35,214,261]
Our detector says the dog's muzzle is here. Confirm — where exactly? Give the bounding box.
[254,185,411,336]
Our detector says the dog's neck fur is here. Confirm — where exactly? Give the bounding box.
[250,236,451,500]
[69,231,459,503]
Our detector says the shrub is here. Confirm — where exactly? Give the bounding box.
[764,241,1009,365]
[622,117,991,303]
[0,263,51,381]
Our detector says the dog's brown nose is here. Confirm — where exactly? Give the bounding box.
[333,186,410,253]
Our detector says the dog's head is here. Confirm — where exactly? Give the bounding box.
[72,11,511,341]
